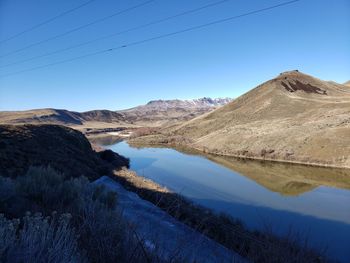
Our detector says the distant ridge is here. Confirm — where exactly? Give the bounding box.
[0,109,84,125]
[0,97,232,127]
[0,108,125,126]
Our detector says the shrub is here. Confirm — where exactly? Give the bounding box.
[129,127,160,138]
[0,177,15,203]
[0,213,84,263]
[91,185,117,209]
[16,166,64,204]
[0,214,18,258]
[15,166,89,214]
[75,196,126,262]
[0,177,16,213]
[1,166,133,263]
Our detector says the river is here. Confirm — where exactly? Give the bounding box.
[103,140,350,262]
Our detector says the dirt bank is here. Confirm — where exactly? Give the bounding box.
[128,134,350,169]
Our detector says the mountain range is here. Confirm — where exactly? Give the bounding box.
[0,97,231,127]
[119,97,232,125]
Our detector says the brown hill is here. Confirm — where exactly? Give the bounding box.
[0,108,126,126]
[344,80,350,87]
[0,124,129,178]
[153,71,350,168]
[0,109,83,125]
[80,110,126,122]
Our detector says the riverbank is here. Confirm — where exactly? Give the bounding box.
[94,176,246,262]
[128,134,350,169]
[125,140,350,195]
[110,167,329,263]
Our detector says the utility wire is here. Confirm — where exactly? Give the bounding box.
[0,0,231,69]
[0,0,300,79]
[0,0,155,58]
[0,0,97,44]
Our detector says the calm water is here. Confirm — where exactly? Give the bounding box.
[105,141,350,262]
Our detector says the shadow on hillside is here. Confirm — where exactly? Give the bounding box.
[0,124,129,180]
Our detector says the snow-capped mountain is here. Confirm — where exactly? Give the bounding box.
[119,97,233,125]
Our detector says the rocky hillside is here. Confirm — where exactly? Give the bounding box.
[141,97,232,109]
[119,97,232,126]
[0,98,232,127]
[140,71,350,168]
[0,124,129,178]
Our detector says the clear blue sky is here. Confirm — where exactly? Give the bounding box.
[0,0,349,111]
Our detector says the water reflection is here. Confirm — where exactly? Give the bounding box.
[204,154,350,196]
[130,142,350,196]
[102,141,350,262]
[88,134,122,146]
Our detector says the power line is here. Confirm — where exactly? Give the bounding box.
[0,0,232,69]
[0,0,300,79]
[0,0,97,44]
[0,0,155,58]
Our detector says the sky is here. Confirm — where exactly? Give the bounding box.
[0,0,349,111]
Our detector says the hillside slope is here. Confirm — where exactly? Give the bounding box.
[0,124,129,178]
[162,71,350,168]
[0,109,126,126]
[0,109,84,125]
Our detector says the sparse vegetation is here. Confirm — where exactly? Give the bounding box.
[0,213,82,263]
[130,127,160,138]
[0,166,189,263]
